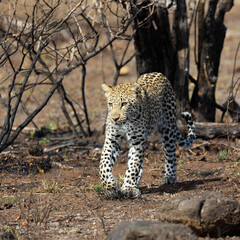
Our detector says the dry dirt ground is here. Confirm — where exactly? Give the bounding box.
[0,133,240,240]
[1,2,240,240]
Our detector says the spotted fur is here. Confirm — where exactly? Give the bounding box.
[100,72,196,197]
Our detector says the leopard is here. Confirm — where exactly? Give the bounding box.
[99,72,196,198]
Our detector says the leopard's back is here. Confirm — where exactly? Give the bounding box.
[137,72,176,127]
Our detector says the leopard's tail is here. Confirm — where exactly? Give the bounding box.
[176,112,196,148]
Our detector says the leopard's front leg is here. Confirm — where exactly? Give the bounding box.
[99,130,122,190]
[121,135,147,198]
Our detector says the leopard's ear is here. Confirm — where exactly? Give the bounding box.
[127,83,139,95]
[102,84,112,93]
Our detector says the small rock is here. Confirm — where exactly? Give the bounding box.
[158,191,240,237]
[0,231,15,240]
[106,221,198,240]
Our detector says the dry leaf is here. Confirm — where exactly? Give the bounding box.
[15,215,21,221]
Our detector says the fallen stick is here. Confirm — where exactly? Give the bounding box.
[179,122,240,139]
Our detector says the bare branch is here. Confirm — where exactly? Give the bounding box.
[0,0,148,152]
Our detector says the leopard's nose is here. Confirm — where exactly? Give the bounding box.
[112,116,120,122]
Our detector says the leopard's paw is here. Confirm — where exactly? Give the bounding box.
[121,186,141,199]
[161,175,177,185]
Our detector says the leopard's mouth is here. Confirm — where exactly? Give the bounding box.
[115,121,125,126]
[112,119,126,126]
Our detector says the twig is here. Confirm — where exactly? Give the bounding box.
[81,64,91,136]
[0,0,148,152]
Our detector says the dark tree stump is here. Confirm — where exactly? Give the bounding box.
[191,0,234,122]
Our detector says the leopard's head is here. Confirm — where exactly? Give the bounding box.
[102,83,143,125]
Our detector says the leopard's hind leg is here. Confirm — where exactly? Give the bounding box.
[158,123,177,184]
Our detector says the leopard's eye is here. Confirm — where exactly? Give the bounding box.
[121,102,127,107]
[108,102,113,107]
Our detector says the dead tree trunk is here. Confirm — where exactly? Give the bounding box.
[179,122,240,139]
[133,2,175,82]
[191,0,234,122]
[133,0,196,114]
[133,0,233,122]
[171,0,196,114]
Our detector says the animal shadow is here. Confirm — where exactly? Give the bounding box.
[141,177,222,195]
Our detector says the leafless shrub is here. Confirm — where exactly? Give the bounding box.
[0,0,156,152]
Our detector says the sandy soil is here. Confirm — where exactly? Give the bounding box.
[0,133,240,239]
